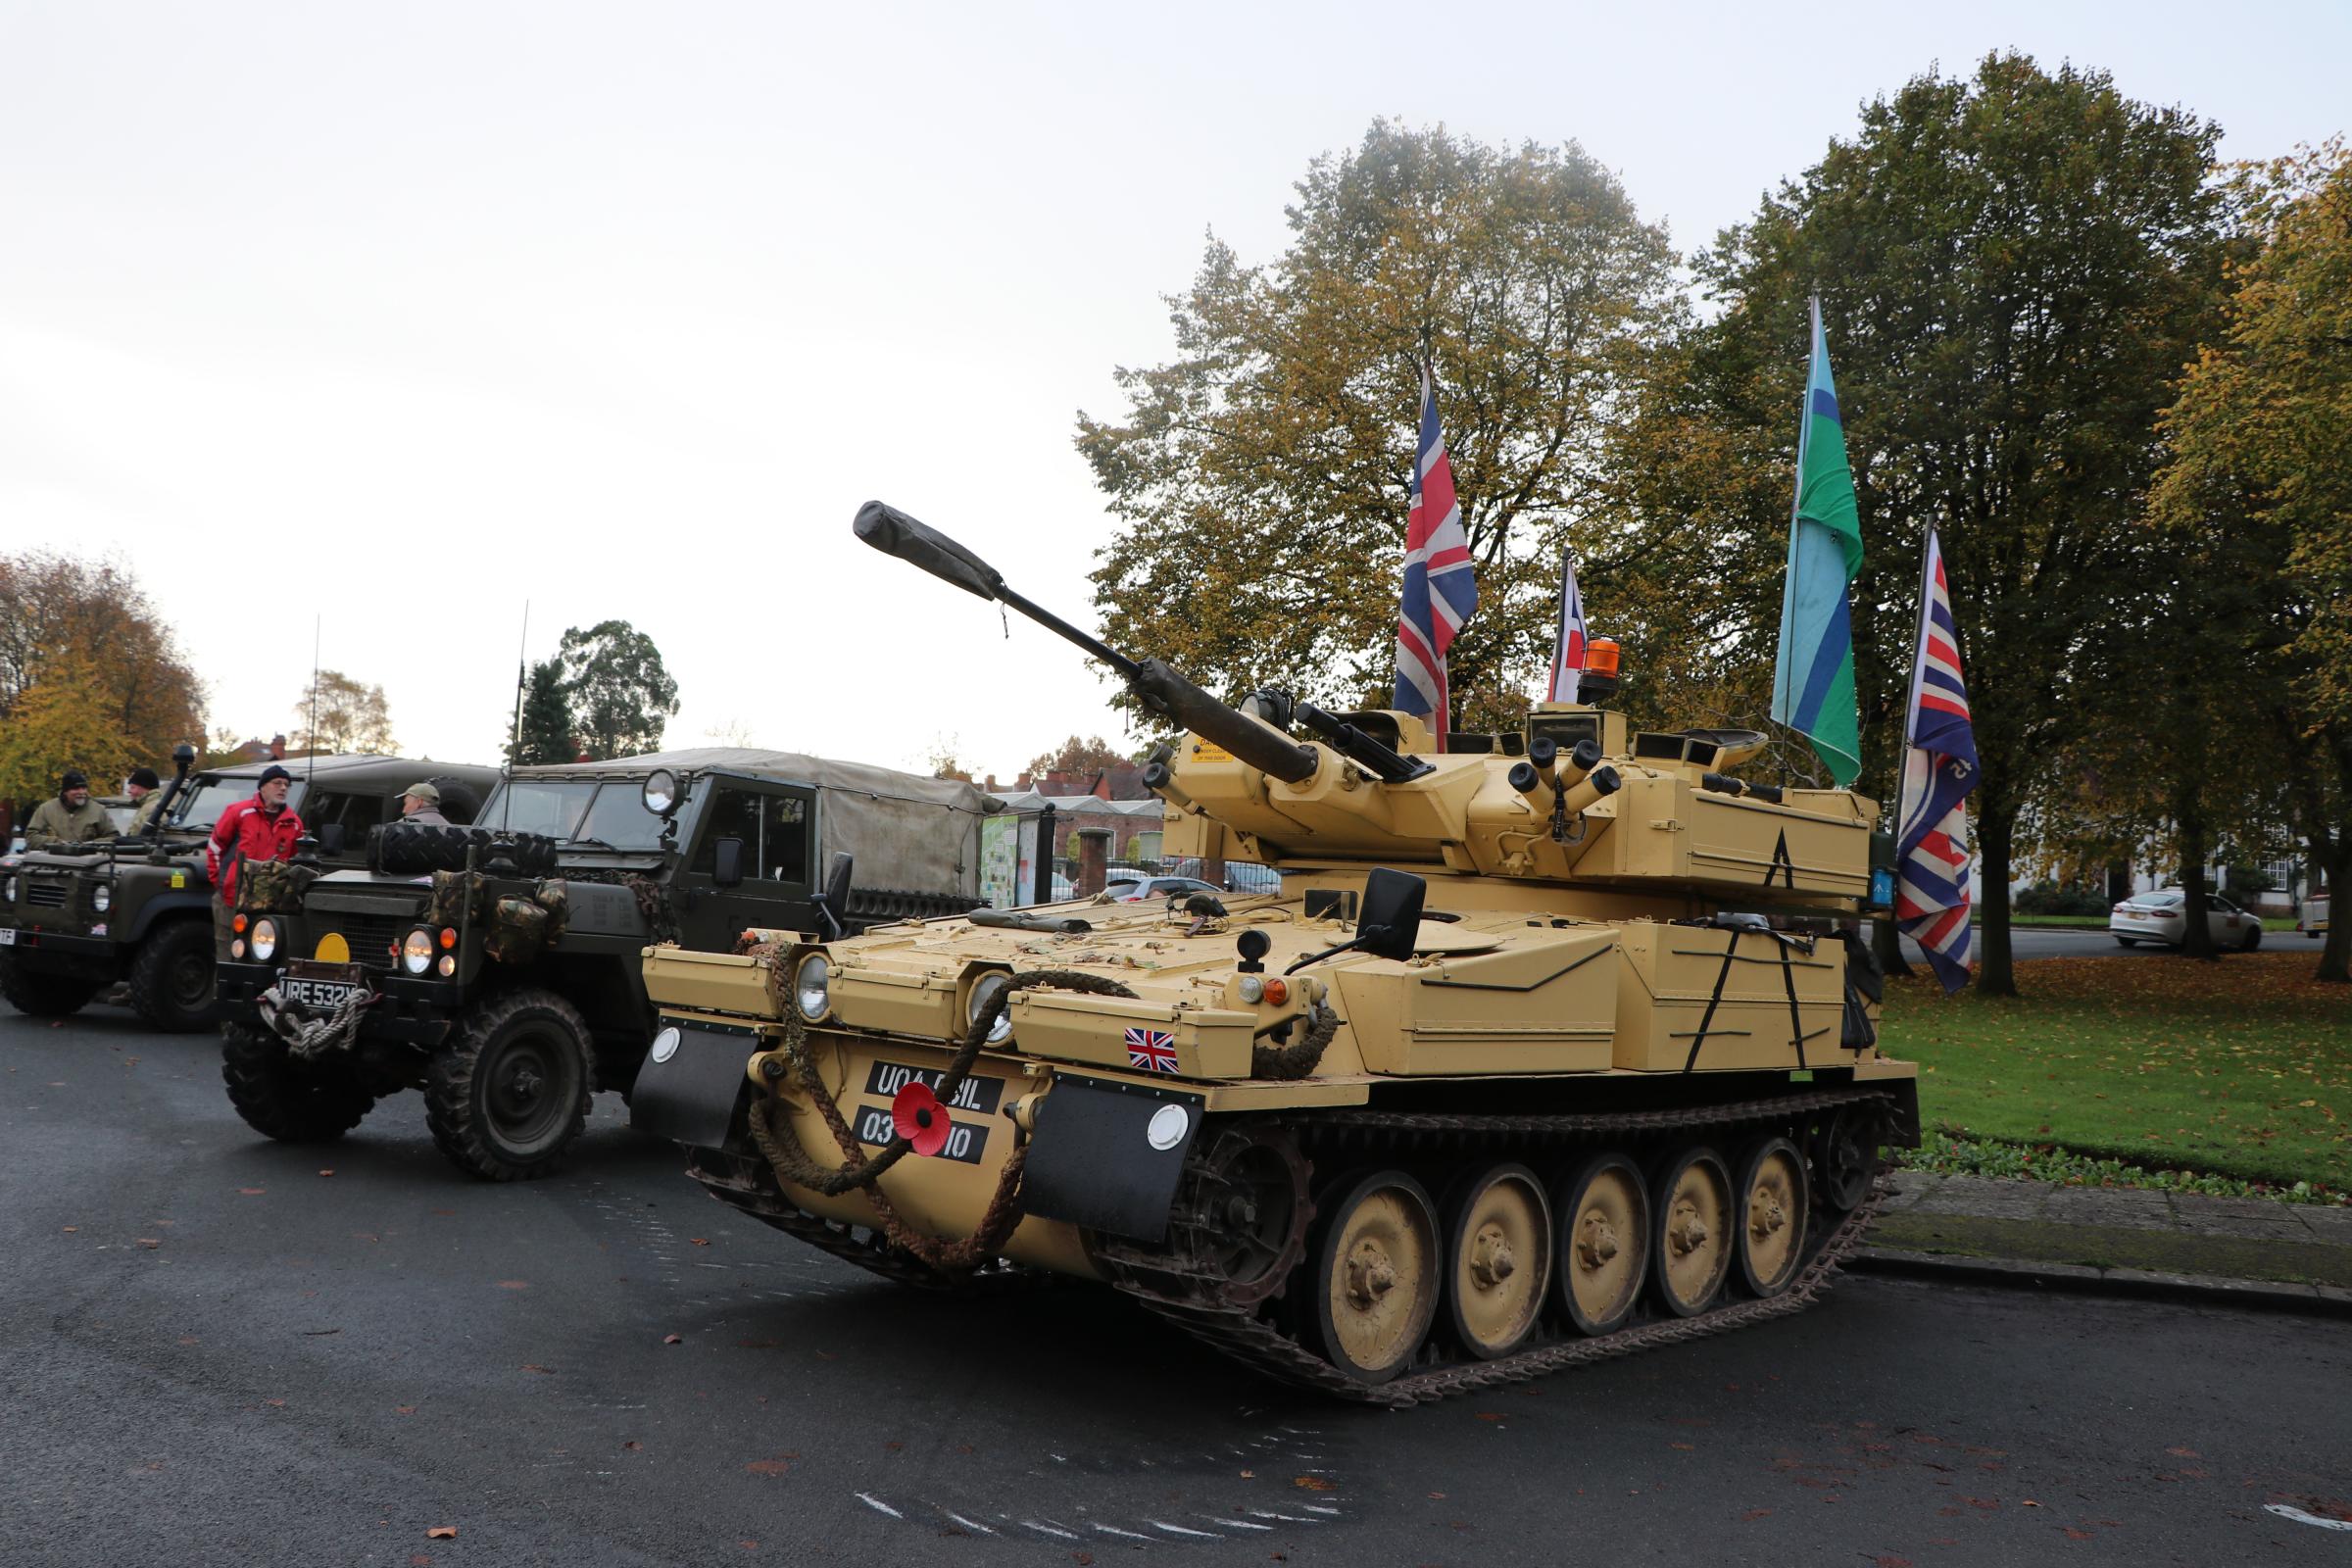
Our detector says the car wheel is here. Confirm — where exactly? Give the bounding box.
[0,953,101,1016]
[2240,927,2261,952]
[221,1021,373,1142]
[2115,937,2137,948]
[425,986,594,1181]
[128,916,217,1032]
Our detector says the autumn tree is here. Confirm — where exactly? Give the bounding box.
[1624,55,2231,995]
[2152,142,2352,981]
[1024,735,1133,781]
[558,621,679,761]
[0,659,142,814]
[0,552,204,775]
[508,658,575,765]
[1078,121,1685,727]
[291,670,397,755]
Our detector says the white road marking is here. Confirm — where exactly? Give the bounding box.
[1021,1521,1080,1541]
[1092,1524,1155,1542]
[1212,1515,1273,1531]
[855,1493,902,1519]
[1301,1503,1342,1515]
[1246,1509,1316,1523]
[2268,1504,2352,1532]
[938,1510,995,1535]
[1149,1521,1220,1539]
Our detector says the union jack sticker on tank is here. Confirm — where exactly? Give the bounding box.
[1123,1026,1179,1074]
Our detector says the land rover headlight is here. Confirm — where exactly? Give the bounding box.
[249,917,278,961]
[401,928,434,975]
[91,885,113,914]
[793,954,831,1020]
[642,768,681,817]
[965,971,1014,1044]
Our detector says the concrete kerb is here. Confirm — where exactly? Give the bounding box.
[1849,1245,2352,1320]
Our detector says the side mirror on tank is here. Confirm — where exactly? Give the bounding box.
[1355,868,1427,961]
[712,836,746,888]
[811,851,855,942]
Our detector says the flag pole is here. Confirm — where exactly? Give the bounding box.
[1894,524,1938,841]
[1772,295,1821,762]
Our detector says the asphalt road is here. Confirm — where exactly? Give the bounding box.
[7,1008,2350,1568]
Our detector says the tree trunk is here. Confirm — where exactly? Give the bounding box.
[1977,798,2017,997]
[2321,837,2351,985]
[2178,808,2218,960]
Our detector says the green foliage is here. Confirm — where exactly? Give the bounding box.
[1078,120,1685,727]
[1897,1130,2343,1206]
[0,658,141,811]
[509,658,574,766]
[1024,735,1133,781]
[2012,881,2111,918]
[291,669,396,755]
[557,621,679,762]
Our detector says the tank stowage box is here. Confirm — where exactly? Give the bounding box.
[630,503,1920,1404]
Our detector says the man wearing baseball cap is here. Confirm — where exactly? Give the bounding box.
[399,782,450,826]
[207,765,304,958]
[24,770,112,848]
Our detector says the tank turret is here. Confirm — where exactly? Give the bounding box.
[628,500,1922,1404]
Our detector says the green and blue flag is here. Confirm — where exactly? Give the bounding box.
[1771,297,1863,787]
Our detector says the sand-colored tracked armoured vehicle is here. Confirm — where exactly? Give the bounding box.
[630,503,1919,1403]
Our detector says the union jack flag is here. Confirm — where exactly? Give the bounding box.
[1545,544,1586,703]
[1895,527,1978,993]
[1392,368,1478,749]
[1124,1026,1179,1075]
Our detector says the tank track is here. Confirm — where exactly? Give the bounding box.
[684,1149,959,1292]
[1095,1086,1895,1408]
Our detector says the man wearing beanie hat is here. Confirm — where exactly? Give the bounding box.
[24,770,112,848]
[207,764,304,958]
[124,765,167,831]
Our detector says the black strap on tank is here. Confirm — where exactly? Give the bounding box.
[1682,929,1743,1072]
[1776,938,1808,1070]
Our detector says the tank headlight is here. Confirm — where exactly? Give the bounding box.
[402,929,434,975]
[92,885,113,914]
[650,1025,681,1064]
[1237,974,1264,1004]
[793,954,831,1020]
[250,918,278,961]
[965,971,1014,1045]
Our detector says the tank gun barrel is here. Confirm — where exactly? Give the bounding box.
[855,501,1320,784]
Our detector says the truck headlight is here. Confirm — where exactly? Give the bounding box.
[793,954,831,1020]
[965,971,1013,1044]
[402,929,434,975]
[91,885,112,913]
[250,918,278,961]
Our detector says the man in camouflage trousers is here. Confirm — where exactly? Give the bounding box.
[24,771,112,848]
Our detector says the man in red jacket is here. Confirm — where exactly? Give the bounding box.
[209,765,303,958]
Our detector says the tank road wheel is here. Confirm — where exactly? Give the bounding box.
[1555,1152,1650,1337]
[1650,1147,1734,1318]
[425,987,593,1181]
[220,1021,373,1143]
[1734,1137,1810,1299]
[1312,1170,1441,1385]
[1188,1123,1313,1307]
[1444,1163,1551,1360]
[0,955,100,1018]
[1811,1106,1878,1214]
[127,917,216,1032]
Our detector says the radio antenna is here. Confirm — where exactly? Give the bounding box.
[503,601,528,833]
[307,614,320,794]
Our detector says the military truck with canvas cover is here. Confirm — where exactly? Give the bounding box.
[630,504,1921,1405]
[216,749,994,1181]
[0,750,494,1032]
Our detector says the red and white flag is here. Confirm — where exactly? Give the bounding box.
[1545,546,1586,702]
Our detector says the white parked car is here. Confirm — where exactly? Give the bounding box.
[1107,874,1226,904]
[2109,888,2263,951]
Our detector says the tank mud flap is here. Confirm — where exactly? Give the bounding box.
[1022,1076,1203,1244]
[631,1024,755,1151]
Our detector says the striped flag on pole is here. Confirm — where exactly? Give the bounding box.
[1392,368,1478,748]
[1545,546,1586,703]
[1770,297,1864,786]
[1895,526,1978,992]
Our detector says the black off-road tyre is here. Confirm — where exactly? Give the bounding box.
[127,917,216,1033]
[0,954,100,1018]
[426,774,486,825]
[220,1021,374,1143]
[424,986,594,1181]
[378,820,559,878]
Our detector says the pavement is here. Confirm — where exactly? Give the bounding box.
[1859,1171,2352,1316]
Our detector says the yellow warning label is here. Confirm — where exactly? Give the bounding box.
[1189,737,1234,763]
[170,871,186,888]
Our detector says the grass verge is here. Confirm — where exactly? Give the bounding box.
[1878,952,2350,1194]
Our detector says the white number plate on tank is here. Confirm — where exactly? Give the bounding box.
[853,1104,991,1165]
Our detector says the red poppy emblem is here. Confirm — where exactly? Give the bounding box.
[891,1082,953,1156]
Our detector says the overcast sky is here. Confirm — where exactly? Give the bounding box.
[3,1,2344,781]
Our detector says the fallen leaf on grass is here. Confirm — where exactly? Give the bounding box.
[426,1526,457,1540]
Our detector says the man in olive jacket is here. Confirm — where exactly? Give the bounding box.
[24,771,113,848]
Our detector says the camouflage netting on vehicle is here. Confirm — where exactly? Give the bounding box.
[427,869,484,929]
[745,954,1138,1275]
[485,882,570,964]
[237,859,319,913]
